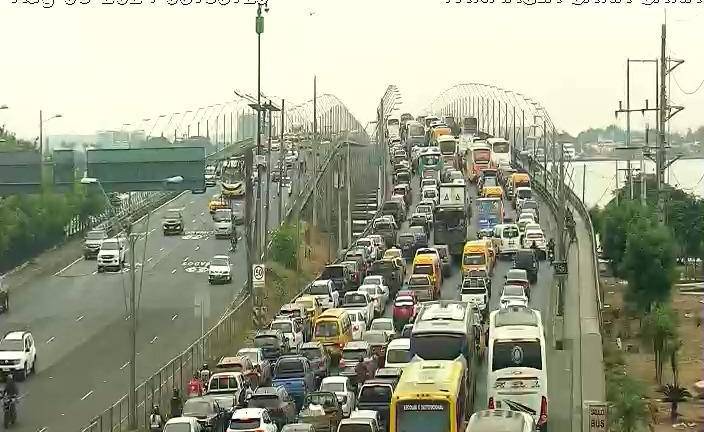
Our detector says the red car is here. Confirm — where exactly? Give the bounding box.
[392,290,418,329]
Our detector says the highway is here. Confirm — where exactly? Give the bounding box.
[1,150,305,432]
[377,168,570,430]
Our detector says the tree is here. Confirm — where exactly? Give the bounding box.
[659,384,692,423]
[640,305,678,384]
[620,223,676,312]
[601,201,656,276]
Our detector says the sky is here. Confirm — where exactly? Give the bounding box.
[0,0,703,140]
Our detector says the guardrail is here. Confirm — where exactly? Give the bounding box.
[80,137,375,432]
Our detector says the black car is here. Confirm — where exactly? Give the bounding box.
[253,329,290,361]
[407,226,428,249]
[382,199,406,223]
[182,396,227,431]
[321,264,353,294]
[397,232,418,258]
[513,249,539,283]
[409,213,430,237]
[247,386,297,428]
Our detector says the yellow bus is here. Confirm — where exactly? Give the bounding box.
[390,360,472,432]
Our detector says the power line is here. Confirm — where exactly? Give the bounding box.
[673,72,704,95]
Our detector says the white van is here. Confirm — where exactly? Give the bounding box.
[487,306,548,431]
[494,223,520,256]
[384,338,412,369]
[421,187,439,205]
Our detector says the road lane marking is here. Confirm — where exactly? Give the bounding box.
[183,256,190,262]
[75,315,84,322]
[189,200,194,204]
[192,219,196,223]
[125,315,131,321]
[195,245,200,251]
[120,361,130,370]
[171,269,177,274]
[200,212,205,216]
[38,427,47,432]
[92,270,97,275]
[147,257,153,262]
[54,257,83,276]
[46,336,55,343]
[80,390,94,401]
[160,247,164,252]
[150,336,158,344]
[171,313,178,321]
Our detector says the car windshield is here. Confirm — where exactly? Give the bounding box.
[254,336,279,347]
[342,349,366,361]
[371,321,393,331]
[345,294,367,305]
[300,348,322,361]
[271,322,293,334]
[386,347,412,363]
[359,384,393,403]
[338,424,372,432]
[315,321,340,337]
[408,276,429,286]
[412,264,433,275]
[503,286,525,297]
[237,350,258,364]
[503,227,519,238]
[86,231,105,240]
[164,424,194,432]
[461,287,486,295]
[213,210,231,222]
[463,253,485,265]
[320,381,346,393]
[211,257,229,267]
[517,189,532,199]
[416,205,431,214]
[276,359,304,374]
[363,276,382,286]
[208,375,239,390]
[229,419,261,431]
[364,332,387,344]
[309,283,330,295]
[0,339,23,352]
[321,267,343,279]
[101,241,119,250]
[183,400,213,416]
[167,209,181,217]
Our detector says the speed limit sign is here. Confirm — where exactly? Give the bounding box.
[252,264,266,289]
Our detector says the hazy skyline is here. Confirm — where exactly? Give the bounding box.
[1,0,702,140]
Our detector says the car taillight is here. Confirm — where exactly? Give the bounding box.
[538,396,548,425]
[488,397,495,409]
[339,359,346,367]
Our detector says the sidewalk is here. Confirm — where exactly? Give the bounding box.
[4,236,85,292]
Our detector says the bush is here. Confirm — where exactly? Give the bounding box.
[269,224,299,270]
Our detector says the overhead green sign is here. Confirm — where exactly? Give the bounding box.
[0,151,42,196]
[87,146,206,193]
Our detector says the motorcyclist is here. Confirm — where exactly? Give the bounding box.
[3,374,18,399]
[169,388,183,419]
[187,372,204,398]
[229,230,238,252]
[530,240,538,251]
[547,238,555,261]
[149,405,165,431]
[199,363,211,383]
[354,360,368,389]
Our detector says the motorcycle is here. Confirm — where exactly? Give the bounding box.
[3,396,16,428]
[547,248,555,264]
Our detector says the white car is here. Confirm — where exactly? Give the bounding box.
[357,284,386,316]
[460,277,489,313]
[308,279,338,310]
[356,237,379,260]
[0,331,37,380]
[500,285,529,308]
[421,186,439,205]
[319,376,356,417]
[349,310,367,341]
[367,235,386,255]
[213,208,234,239]
[208,255,232,284]
[164,417,203,432]
[384,338,411,369]
[361,276,390,302]
[517,214,536,233]
[414,203,434,225]
[97,237,126,272]
[522,228,547,259]
[269,317,304,350]
[369,318,396,338]
[228,408,278,432]
[342,291,375,325]
[420,178,438,191]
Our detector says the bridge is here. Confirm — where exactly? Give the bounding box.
[0,83,605,432]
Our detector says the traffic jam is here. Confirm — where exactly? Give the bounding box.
[159,115,552,432]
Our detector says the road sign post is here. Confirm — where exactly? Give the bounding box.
[584,401,609,432]
[553,260,568,275]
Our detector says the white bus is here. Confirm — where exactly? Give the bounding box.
[487,306,548,431]
[487,138,511,167]
[387,117,401,139]
[410,301,480,363]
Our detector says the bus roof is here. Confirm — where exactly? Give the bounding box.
[415,301,469,324]
[491,324,543,342]
[491,306,543,329]
[393,360,465,396]
[437,135,457,143]
[487,138,509,144]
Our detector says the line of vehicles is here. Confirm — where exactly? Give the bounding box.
[158,115,552,432]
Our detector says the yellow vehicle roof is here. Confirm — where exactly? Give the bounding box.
[483,186,504,196]
[393,360,465,396]
[463,240,488,253]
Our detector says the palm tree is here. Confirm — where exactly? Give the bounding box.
[640,305,678,384]
[612,377,647,432]
[659,384,692,423]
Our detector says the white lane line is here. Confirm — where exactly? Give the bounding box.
[160,247,164,252]
[171,313,178,321]
[125,315,131,321]
[80,390,94,401]
[192,219,196,223]
[200,212,205,216]
[189,200,194,204]
[75,315,84,322]
[147,257,153,262]
[46,336,55,343]
[54,257,83,276]
[120,361,130,370]
[195,245,200,251]
[92,270,97,275]
[183,256,190,262]
[171,269,177,274]
[149,336,158,344]
[38,427,47,432]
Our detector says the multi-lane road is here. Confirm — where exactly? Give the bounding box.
[1,150,307,432]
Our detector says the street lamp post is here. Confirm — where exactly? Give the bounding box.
[80,175,183,430]
[39,110,62,161]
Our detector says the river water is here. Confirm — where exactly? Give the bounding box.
[560,158,704,208]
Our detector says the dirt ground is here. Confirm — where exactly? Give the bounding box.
[601,276,704,430]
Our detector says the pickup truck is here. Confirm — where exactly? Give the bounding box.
[357,380,396,431]
[271,355,315,410]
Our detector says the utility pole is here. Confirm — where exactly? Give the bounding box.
[278,99,285,224]
[556,134,567,317]
[346,139,352,248]
[626,58,633,200]
[254,3,265,260]
[127,224,137,430]
[264,100,277,259]
[641,124,648,206]
[245,148,255,303]
[312,76,318,226]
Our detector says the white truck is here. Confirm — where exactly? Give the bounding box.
[438,183,467,208]
[97,237,126,272]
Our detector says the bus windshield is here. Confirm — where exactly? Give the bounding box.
[413,264,433,275]
[492,340,543,371]
[408,125,424,137]
[395,401,450,432]
[492,142,510,153]
[411,333,467,360]
[473,149,491,162]
[463,253,485,265]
